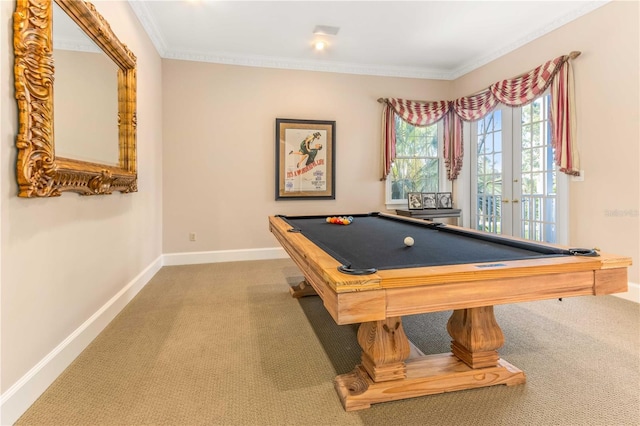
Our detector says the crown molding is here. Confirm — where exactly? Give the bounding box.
[128,0,167,56]
[162,49,452,80]
[129,0,609,81]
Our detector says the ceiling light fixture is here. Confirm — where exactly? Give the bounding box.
[312,25,339,52]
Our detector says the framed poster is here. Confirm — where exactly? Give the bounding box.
[275,118,335,200]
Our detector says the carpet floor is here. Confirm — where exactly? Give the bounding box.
[16,259,640,425]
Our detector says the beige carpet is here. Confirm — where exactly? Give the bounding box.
[16,259,640,426]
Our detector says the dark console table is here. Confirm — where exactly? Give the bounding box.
[396,208,462,225]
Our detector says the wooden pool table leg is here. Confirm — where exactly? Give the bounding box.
[334,308,526,411]
[447,306,504,368]
[357,317,411,382]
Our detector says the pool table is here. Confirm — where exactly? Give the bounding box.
[268,213,632,411]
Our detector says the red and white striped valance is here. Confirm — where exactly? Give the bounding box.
[387,98,451,126]
[452,88,499,122]
[490,56,565,106]
[380,53,580,181]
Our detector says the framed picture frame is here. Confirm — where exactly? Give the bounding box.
[407,192,423,210]
[275,118,335,200]
[422,192,437,209]
[437,192,453,209]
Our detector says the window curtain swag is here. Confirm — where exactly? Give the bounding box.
[380,51,581,181]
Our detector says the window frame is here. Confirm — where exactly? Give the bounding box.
[385,119,449,209]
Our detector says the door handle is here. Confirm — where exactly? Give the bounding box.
[513,199,520,203]
[502,199,510,203]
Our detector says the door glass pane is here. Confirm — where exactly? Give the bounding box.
[475,110,502,234]
[494,133,502,152]
[485,135,493,153]
[493,111,502,131]
[520,94,557,243]
[493,153,502,174]
[477,156,485,176]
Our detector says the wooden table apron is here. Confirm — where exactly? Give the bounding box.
[268,214,631,411]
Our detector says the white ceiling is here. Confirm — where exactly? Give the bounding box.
[128,0,608,80]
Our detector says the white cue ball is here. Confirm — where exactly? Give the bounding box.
[404,236,414,247]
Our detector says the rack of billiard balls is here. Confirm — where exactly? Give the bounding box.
[326,216,354,225]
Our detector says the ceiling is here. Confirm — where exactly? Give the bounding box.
[128,0,608,80]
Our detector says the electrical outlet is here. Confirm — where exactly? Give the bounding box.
[189,232,196,241]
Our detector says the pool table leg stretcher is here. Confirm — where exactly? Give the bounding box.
[289,280,318,298]
[294,282,525,411]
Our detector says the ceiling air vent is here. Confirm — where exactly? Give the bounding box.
[313,25,340,36]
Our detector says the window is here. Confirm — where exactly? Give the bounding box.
[386,116,443,204]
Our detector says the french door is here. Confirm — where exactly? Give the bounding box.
[471,95,567,244]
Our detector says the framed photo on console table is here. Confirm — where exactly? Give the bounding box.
[422,192,437,209]
[408,192,423,210]
[437,192,453,208]
[275,118,335,200]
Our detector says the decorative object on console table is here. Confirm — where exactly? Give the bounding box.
[437,192,453,208]
[422,192,437,209]
[275,118,335,200]
[407,192,423,210]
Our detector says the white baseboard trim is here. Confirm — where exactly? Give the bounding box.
[162,247,288,266]
[0,256,163,426]
[613,281,639,304]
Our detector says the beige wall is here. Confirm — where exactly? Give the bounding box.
[452,0,639,283]
[161,62,451,253]
[1,0,163,400]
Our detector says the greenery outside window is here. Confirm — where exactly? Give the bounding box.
[386,115,442,205]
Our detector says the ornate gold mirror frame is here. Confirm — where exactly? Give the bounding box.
[13,0,137,197]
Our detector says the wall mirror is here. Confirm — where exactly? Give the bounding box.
[13,0,137,197]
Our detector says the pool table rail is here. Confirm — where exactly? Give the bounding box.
[270,214,630,295]
[269,215,631,324]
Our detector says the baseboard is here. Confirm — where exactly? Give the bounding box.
[0,256,163,426]
[162,247,288,266]
[613,281,639,304]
